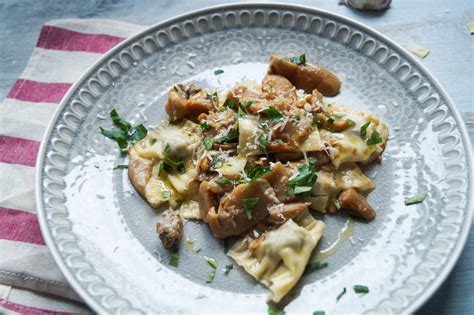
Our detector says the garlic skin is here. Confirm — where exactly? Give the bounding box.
[343,0,391,11]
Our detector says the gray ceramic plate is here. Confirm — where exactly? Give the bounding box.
[36,3,473,314]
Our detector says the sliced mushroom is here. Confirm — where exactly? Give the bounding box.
[267,202,311,225]
[269,55,341,96]
[338,188,375,220]
[262,162,294,202]
[262,74,296,101]
[156,209,183,249]
[271,113,313,148]
[198,180,224,222]
[165,84,213,121]
[128,157,153,197]
[202,179,279,238]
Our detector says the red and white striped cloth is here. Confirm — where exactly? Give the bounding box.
[0,18,146,314]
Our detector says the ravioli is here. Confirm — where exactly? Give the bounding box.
[228,210,325,302]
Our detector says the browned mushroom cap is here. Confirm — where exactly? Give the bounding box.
[156,209,183,249]
[267,202,311,225]
[165,84,213,121]
[262,74,296,101]
[338,188,376,220]
[198,180,224,222]
[128,157,153,197]
[202,179,279,239]
[268,55,341,96]
[271,114,313,148]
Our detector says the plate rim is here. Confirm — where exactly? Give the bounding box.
[35,2,474,313]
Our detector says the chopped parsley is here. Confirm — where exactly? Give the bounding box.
[334,200,341,210]
[282,53,306,65]
[200,121,211,131]
[291,114,300,122]
[313,118,323,128]
[163,143,186,174]
[212,155,223,169]
[353,285,369,294]
[236,111,247,119]
[404,193,426,205]
[203,136,213,151]
[336,287,347,302]
[264,106,284,121]
[169,251,179,267]
[159,161,173,175]
[287,164,318,196]
[207,92,218,101]
[304,261,328,275]
[113,164,128,170]
[161,191,171,198]
[223,239,230,254]
[216,176,233,185]
[360,122,370,138]
[240,100,254,109]
[268,305,285,315]
[215,127,239,144]
[242,198,259,220]
[246,165,272,180]
[205,257,218,283]
[173,86,179,92]
[214,69,224,75]
[149,138,157,145]
[326,117,334,125]
[257,134,269,155]
[223,99,235,110]
[224,264,234,275]
[313,311,325,315]
[366,130,383,145]
[100,109,148,155]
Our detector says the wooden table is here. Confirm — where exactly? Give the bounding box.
[0,0,472,313]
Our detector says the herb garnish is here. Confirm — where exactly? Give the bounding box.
[404,193,426,205]
[287,164,318,196]
[216,176,233,185]
[313,311,325,315]
[215,127,239,144]
[212,155,223,169]
[246,165,272,180]
[163,143,186,174]
[240,100,254,109]
[353,285,369,294]
[282,53,306,65]
[265,106,284,121]
[257,134,269,155]
[223,99,235,110]
[313,118,323,128]
[336,287,347,302]
[207,92,218,101]
[224,264,234,275]
[149,138,157,145]
[205,257,218,283]
[360,122,370,138]
[214,69,224,75]
[334,200,341,210]
[169,251,179,267]
[223,239,230,254]
[304,261,328,275]
[326,117,334,125]
[242,198,259,220]
[291,114,300,122]
[113,164,128,170]
[366,130,382,145]
[203,136,213,151]
[268,305,285,315]
[100,109,148,154]
[200,121,211,131]
[173,86,179,92]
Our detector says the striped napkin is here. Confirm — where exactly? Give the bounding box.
[0,19,145,314]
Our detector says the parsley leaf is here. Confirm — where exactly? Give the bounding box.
[216,176,233,185]
[246,165,272,180]
[240,100,254,109]
[224,264,234,275]
[326,117,334,125]
[366,130,382,145]
[205,257,217,283]
[288,164,318,196]
[223,239,230,254]
[304,261,328,275]
[200,121,211,131]
[215,127,239,144]
[223,99,235,110]
[404,193,426,205]
[113,164,128,170]
[173,86,179,92]
[265,106,284,121]
[110,108,131,132]
[257,134,269,155]
[169,251,179,267]
[242,198,259,220]
[353,285,369,294]
[360,122,370,138]
[313,311,325,315]
[336,287,347,302]
[214,69,224,75]
[163,143,186,174]
[203,136,213,151]
[282,53,306,65]
[268,305,285,315]
[161,191,171,198]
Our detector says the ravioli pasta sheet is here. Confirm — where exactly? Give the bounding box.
[228,210,325,302]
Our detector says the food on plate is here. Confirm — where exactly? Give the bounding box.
[101,54,388,302]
